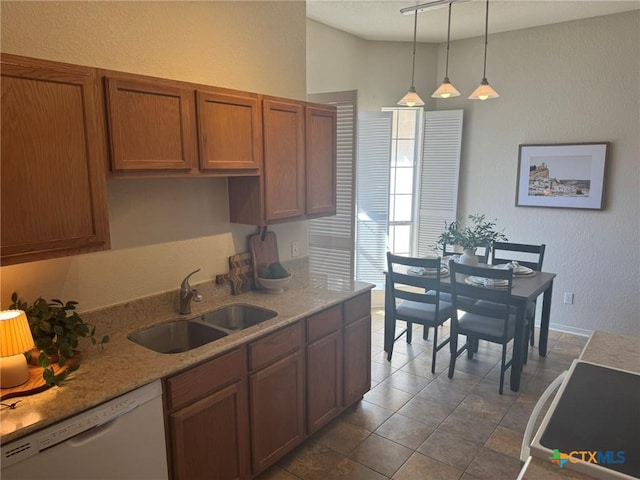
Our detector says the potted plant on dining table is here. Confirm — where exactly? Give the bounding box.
[437,213,507,265]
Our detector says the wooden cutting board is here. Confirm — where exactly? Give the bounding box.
[228,252,254,295]
[249,230,279,289]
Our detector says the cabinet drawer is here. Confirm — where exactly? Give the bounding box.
[344,291,371,326]
[165,348,244,411]
[306,305,342,343]
[249,323,302,371]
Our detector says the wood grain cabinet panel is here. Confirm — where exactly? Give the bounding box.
[262,97,305,222]
[197,89,262,172]
[343,292,372,406]
[165,348,249,480]
[249,350,304,475]
[0,54,110,265]
[104,75,197,172]
[305,105,337,217]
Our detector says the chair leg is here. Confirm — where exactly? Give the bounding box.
[406,322,413,344]
[423,325,429,341]
[467,335,474,359]
[499,344,507,394]
[431,327,438,373]
[448,334,457,379]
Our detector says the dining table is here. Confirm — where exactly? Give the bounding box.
[383,263,557,392]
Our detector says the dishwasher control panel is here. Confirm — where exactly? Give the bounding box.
[1,380,161,471]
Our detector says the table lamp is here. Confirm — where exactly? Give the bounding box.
[0,310,35,388]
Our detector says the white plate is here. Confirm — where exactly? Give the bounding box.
[466,276,509,288]
[493,263,534,276]
[408,266,449,277]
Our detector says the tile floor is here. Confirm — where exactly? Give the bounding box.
[257,308,589,480]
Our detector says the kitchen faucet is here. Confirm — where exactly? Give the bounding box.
[179,269,203,315]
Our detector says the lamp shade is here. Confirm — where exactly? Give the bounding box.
[432,78,461,99]
[0,310,34,388]
[468,78,499,100]
[398,87,425,107]
[0,310,34,357]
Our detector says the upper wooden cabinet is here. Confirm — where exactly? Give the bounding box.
[0,54,110,265]
[104,74,198,173]
[197,89,262,173]
[228,98,337,225]
[262,97,306,222]
[305,105,337,218]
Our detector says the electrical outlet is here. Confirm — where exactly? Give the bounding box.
[563,292,574,304]
[291,241,299,258]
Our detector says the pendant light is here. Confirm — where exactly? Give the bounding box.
[432,2,460,98]
[398,10,425,107]
[469,0,499,100]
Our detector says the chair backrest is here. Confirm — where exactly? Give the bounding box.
[449,260,513,321]
[386,252,444,319]
[442,242,491,264]
[491,242,546,271]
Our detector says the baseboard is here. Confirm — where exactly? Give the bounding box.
[537,322,593,337]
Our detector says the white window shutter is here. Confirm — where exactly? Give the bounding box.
[308,91,357,279]
[356,111,392,287]
[416,109,463,257]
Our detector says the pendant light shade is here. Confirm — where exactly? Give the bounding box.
[432,3,460,99]
[398,10,425,107]
[469,0,499,100]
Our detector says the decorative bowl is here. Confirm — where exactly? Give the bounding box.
[258,274,292,293]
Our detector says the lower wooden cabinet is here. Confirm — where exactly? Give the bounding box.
[306,305,343,434]
[343,292,372,406]
[249,350,304,474]
[162,292,371,479]
[164,348,249,480]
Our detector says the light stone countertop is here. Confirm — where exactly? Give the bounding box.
[522,331,640,479]
[0,263,373,445]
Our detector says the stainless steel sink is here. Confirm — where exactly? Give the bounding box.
[197,304,277,332]
[128,320,228,354]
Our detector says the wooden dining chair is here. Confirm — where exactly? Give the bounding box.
[491,242,546,347]
[448,261,517,394]
[386,252,454,373]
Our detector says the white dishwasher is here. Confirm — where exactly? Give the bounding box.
[1,380,168,480]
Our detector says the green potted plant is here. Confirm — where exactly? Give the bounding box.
[9,292,109,386]
[437,213,508,265]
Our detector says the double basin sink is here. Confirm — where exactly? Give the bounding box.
[128,304,277,354]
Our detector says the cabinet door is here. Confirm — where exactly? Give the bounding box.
[0,54,110,265]
[104,75,197,172]
[169,381,249,480]
[343,293,372,407]
[249,351,304,474]
[262,98,305,222]
[307,330,342,434]
[197,90,262,172]
[305,105,337,217]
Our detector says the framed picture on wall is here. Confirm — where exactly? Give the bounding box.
[516,143,609,210]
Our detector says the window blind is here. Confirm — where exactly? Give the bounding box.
[308,91,357,279]
[355,111,392,288]
[416,109,464,257]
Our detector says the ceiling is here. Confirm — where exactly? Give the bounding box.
[306,0,640,43]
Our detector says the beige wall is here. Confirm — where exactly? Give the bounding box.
[307,19,439,111]
[0,1,309,312]
[308,11,640,336]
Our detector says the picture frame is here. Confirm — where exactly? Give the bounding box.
[516,143,609,210]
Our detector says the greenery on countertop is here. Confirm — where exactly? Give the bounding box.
[437,213,508,251]
[10,292,109,386]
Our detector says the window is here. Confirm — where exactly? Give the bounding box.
[383,107,423,256]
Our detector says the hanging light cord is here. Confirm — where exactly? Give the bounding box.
[410,10,418,88]
[481,0,489,79]
[444,2,452,78]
